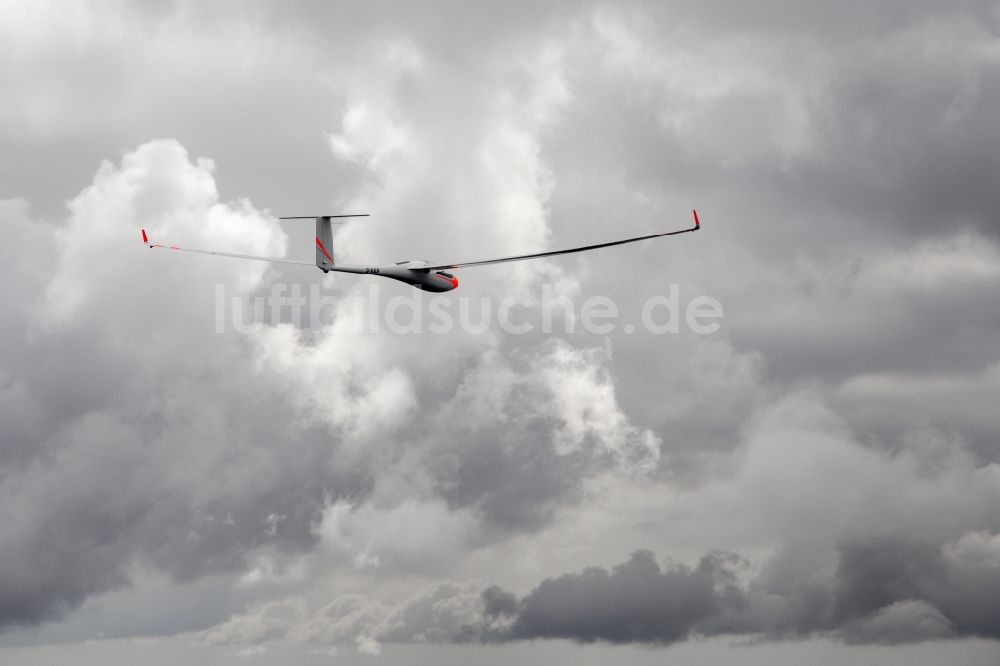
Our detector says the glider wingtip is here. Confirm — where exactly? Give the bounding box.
[692,209,701,229]
[141,228,149,245]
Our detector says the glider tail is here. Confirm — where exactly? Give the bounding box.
[315,216,336,271]
[139,213,368,270]
[278,214,369,273]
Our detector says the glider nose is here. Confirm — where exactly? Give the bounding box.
[451,276,459,289]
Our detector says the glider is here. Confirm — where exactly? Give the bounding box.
[141,210,700,292]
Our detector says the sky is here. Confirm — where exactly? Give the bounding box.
[1,1,999,663]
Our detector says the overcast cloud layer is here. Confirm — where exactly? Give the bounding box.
[1,1,999,662]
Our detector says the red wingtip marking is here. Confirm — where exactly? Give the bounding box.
[693,209,701,228]
[141,229,148,243]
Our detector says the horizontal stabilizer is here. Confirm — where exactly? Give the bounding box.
[279,214,369,220]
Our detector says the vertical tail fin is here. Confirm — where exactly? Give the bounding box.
[315,216,335,271]
[279,214,368,272]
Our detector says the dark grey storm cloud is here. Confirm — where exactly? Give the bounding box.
[486,550,743,645]
[470,539,1000,645]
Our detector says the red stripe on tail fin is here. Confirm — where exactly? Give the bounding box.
[315,237,334,263]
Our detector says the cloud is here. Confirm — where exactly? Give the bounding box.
[202,530,1000,649]
[841,599,954,645]
[0,127,659,631]
[205,581,486,653]
[0,15,666,627]
[470,534,1000,646]
[202,599,305,647]
[314,499,477,574]
[438,388,1000,646]
[2,2,1000,659]
[500,549,742,644]
[0,140,312,627]
[801,14,1000,238]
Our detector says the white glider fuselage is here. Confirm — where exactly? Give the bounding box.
[322,262,459,292]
